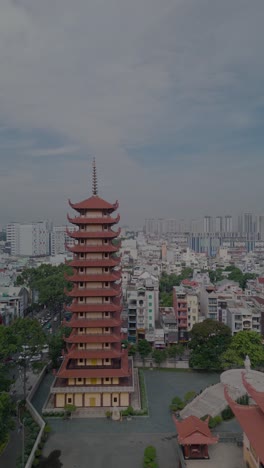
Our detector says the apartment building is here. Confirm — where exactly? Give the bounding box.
[226,301,261,335]
[7,222,49,257]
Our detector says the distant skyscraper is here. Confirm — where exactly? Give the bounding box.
[203,216,213,233]
[7,222,49,256]
[224,216,233,233]
[238,213,255,234]
[215,216,223,233]
[258,215,264,240]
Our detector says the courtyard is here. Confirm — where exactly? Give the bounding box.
[32,369,234,468]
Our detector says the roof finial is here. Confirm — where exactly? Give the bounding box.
[92,157,98,196]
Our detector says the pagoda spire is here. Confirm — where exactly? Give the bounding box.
[92,157,98,196]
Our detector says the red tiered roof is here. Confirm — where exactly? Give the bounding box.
[65,303,122,313]
[224,385,264,464]
[67,286,121,297]
[69,195,118,212]
[67,214,120,225]
[66,272,121,283]
[62,318,122,328]
[66,244,120,254]
[64,334,121,344]
[68,258,121,268]
[173,415,219,445]
[66,228,121,239]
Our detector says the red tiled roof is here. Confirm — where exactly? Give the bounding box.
[69,196,118,211]
[181,279,198,287]
[242,373,264,413]
[253,296,264,305]
[173,415,218,445]
[224,386,264,464]
[258,278,264,284]
[67,214,120,225]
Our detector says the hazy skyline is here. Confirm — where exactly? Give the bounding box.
[1,0,264,226]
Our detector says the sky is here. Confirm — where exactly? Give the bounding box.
[1,0,264,227]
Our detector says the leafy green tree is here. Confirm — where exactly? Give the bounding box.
[184,391,196,403]
[159,269,193,306]
[209,269,224,284]
[152,349,167,366]
[128,344,137,356]
[138,339,152,363]
[223,266,256,290]
[221,331,264,369]
[167,344,184,360]
[11,318,47,398]
[48,326,71,368]
[0,326,17,392]
[189,319,232,370]
[15,264,72,309]
[0,393,15,446]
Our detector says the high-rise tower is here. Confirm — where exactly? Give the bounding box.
[51,161,134,409]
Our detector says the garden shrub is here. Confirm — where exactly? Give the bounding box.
[209,415,222,428]
[221,406,234,420]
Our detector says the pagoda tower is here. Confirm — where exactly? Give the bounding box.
[52,161,134,409]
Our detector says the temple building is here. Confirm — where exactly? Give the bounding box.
[50,161,134,408]
[173,415,218,460]
[225,371,264,468]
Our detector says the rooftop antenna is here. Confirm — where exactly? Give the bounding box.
[92,157,98,196]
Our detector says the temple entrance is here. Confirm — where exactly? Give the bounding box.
[89,397,96,407]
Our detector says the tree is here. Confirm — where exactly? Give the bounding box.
[128,344,137,357]
[159,269,193,306]
[138,339,152,363]
[224,266,256,290]
[209,269,224,284]
[15,264,72,310]
[0,393,15,447]
[11,318,47,398]
[189,319,232,370]
[0,326,17,392]
[48,326,71,368]
[152,349,167,366]
[221,331,264,369]
[167,344,184,360]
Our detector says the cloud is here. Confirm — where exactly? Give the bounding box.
[0,0,264,225]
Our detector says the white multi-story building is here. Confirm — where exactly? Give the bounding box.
[226,302,261,335]
[50,226,75,255]
[7,222,49,257]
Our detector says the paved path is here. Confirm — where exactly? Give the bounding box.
[0,422,22,468]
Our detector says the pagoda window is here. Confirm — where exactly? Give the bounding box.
[80,312,84,318]
[80,226,85,231]
[105,268,109,272]
[67,397,72,404]
[79,327,84,334]
[79,282,84,288]
[80,240,85,245]
[80,253,85,259]
[105,312,109,317]
[104,343,110,348]
[113,397,118,403]
[79,343,84,349]
[105,297,110,302]
[80,267,84,273]
[103,225,108,231]
[105,282,109,287]
[104,239,108,244]
[104,253,109,258]
[79,297,84,303]
[105,327,109,332]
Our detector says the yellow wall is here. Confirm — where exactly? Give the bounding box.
[103,393,111,406]
[86,267,103,274]
[86,343,102,349]
[86,282,103,289]
[74,394,83,407]
[85,211,103,217]
[120,393,129,407]
[87,312,103,318]
[86,239,103,246]
[86,358,102,366]
[85,225,103,232]
[56,394,65,408]
[84,393,101,407]
[85,378,102,384]
[86,327,102,334]
[112,377,119,384]
[76,378,84,385]
[68,378,75,385]
[86,253,103,259]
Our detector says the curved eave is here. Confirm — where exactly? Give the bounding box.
[57,367,129,379]
[65,272,121,283]
[68,258,121,268]
[67,214,120,225]
[66,349,122,359]
[68,197,119,212]
[66,244,120,253]
[65,303,122,313]
[66,228,121,239]
[63,319,122,327]
[64,334,121,344]
[66,287,121,297]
